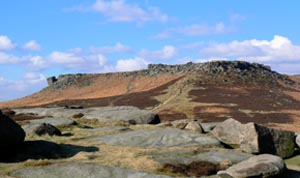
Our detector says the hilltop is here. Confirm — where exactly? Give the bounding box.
[1,60,300,127]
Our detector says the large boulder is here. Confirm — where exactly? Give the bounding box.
[212,118,295,158]
[0,111,25,148]
[33,123,62,136]
[218,154,286,178]
[211,118,243,147]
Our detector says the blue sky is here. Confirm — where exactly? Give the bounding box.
[1,0,300,101]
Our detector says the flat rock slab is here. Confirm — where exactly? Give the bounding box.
[11,163,172,178]
[150,149,253,166]
[15,106,160,124]
[82,126,130,132]
[87,128,221,148]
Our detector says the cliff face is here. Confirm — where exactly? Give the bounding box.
[1,61,300,125]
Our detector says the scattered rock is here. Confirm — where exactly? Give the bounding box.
[218,154,286,178]
[15,107,160,125]
[0,111,25,148]
[88,128,221,148]
[33,123,62,136]
[212,118,295,158]
[11,163,172,178]
[185,120,204,133]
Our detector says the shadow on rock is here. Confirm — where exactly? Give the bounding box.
[0,140,99,163]
[278,169,300,178]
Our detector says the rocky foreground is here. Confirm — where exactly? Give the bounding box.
[1,106,300,178]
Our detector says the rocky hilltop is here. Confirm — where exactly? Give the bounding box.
[46,61,296,90]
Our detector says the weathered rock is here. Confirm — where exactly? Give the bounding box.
[11,163,172,178]
[33,123,62,136]
[212,119,295,158]
[211,118,243,147]
[47,76,57,86]
[200,122,220,133]
[15,106,160,125]
[0,111,25,148]
[88,128,221,148]
[240,122,295,158]
[171,119,189,129]
[151,149,253,166]
[185,120,204,133]
[218,154,286,178]
[22,117,76,129]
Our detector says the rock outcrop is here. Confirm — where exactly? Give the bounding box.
[46,61,297,89]
[0,111,25,148]
[212,118,295,158]
[218,154,286,178]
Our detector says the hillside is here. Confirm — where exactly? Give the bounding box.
[1,61,300,127]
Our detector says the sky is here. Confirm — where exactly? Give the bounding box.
[1,0,300,101]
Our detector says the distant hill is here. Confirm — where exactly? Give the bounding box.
[1,61,300,125]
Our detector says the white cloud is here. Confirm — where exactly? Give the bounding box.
[153,22,231,39]
[116,57,148,72]
[200,35,300,74]
[90,42,132,54]
[139,45,177,60]
[47,51,84,68]
[0,52,21,64]
[90,0,168,23]
[0,75,47,101]
[23,40,42,51]
[0,35,16,50]
[24,72,46,84]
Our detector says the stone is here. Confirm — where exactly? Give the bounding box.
[185,120,204,133]
[151,149,253,166]
[218,154,286,178]
[240,122,295,158]
[11,163,172,178]
[87,128,221,148]
[200,122,220,133]
[171,119,190,129]
[22,117,76,135]
[14,107,160,125]
[0,111,25,148]
[212,118,295,158]
[33,123,62,136]
[211,118,243,147]
[47,76,57,86]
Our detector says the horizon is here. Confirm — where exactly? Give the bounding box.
[1,0,300,101]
